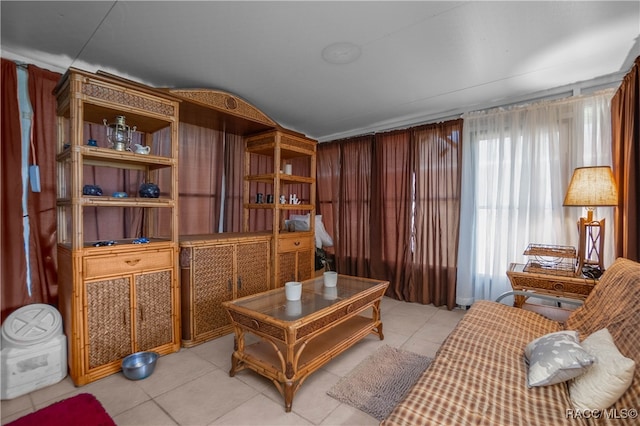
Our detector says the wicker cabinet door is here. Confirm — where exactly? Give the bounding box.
[278,251,297,286]
[86,277,132,369]
[277,248,314,286]
[193,244,235,337]
[297,248,313,281]
[135,270,174,352]
[236,240,270,298]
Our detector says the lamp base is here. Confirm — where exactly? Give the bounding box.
[576,216,605,276]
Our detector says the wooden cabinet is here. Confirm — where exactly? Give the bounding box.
[243,130,317,288]
[85,264,173,371]
[277,235,314,284]
[179,233,271,347]
[55,68,181,385]
[506,263,597,308]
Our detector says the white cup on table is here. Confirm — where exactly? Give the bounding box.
[285,281,302,301]
[323,271,338,287]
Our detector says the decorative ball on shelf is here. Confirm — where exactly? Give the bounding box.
[82,185,103,196]
[139,183,160,198]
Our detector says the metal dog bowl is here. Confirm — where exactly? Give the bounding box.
[121,351,159,380]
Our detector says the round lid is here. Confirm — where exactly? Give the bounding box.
[1,303,62,347]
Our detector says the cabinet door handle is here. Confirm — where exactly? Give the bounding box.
[139,306,144,321]
[228,278,232,291]
[123,309,127,326]
[294,241,300,246]
[125,259,141,266]
[237,276,242,290]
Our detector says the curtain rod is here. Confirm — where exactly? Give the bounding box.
[322,74,624,143]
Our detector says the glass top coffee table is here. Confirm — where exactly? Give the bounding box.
[222,274,389,412]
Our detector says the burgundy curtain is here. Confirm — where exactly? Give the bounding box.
[223,133,245,233]
[27,64,61,308]
[152,123,226,236]
[1,59,26,320]
[245,152,273,232]
[316,141,341,257]
[370,130,412,299]
[316,119,463,309]
[1,60,61,321]
[611,56,640,262]
[178,123,224,235]
[408,120,463,309]
[286,155,312,219]
[335,136,373,276]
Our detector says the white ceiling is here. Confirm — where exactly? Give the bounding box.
[2,1,639,141]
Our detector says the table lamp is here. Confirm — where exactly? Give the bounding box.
[563,166,618,276]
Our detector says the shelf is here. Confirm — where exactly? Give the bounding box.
[58,238,174,251]
[523,260,577,277]
[243,315,373,368]
[58,146,174,170]
[247,146,315,159]
[81,197,174,207]
[521,243,578,277]
[245,203,276,209]
[279,204,313,210]
[245,136,315,159]
[523,243,576,258]
[278,230,314,238]
[244,203,313,210]
[84,238,173,249]
[245,173,314,185]
[58,197,174,208]
[245,173,276,184]
[279,174,315,184]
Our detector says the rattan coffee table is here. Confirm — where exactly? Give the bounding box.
[222,274,389,412]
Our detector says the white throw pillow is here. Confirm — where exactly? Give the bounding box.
[315,215,333,248]
[570,328,635,410]
[524,330,595,387]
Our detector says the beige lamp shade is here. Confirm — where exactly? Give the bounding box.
[563,166,618,207]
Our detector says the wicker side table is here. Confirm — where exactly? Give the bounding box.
[506,263,598,308]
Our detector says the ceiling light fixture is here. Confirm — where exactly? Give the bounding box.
[321,42,362,65]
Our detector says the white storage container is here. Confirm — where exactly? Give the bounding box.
[1,304,67,400]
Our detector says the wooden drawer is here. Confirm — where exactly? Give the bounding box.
[278,235,313,253]
[508,274,595,298]
[84,249,173,279]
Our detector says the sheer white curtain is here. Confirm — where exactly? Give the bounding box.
[457,90,616,305]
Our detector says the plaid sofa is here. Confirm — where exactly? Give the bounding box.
[383,258,640,426]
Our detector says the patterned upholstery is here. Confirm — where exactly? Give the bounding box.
[383,257,640,426]
[565,258,640,425]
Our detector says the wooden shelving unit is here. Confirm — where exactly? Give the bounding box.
[168,89,280,347]
[55,68,181,385]
[244,130,317,288]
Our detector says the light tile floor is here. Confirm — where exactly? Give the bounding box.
[1,297,466,426]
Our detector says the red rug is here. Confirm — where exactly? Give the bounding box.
[7,393,115,426]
